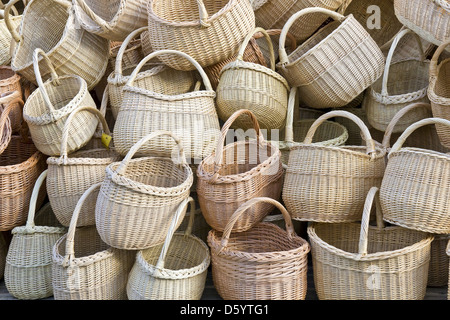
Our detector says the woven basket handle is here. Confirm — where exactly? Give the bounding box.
[3,0,21,42]
[254,29,297,53]
[23,169,47,233]
[382,102,432,149]
[219,197,296,250]
[114,26,147,77]
[430,39,450,78]
[284,86,297,143]
[74,0,112,32]
[382,28,425,97]
[33,48,60,114]
[278,7,346,65]
[238,27,275,70]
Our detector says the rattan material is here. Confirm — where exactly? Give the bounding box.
[364,29,431,133]
[95,131,193,250]
[46,106,121,228]
[108,38,144,78]
[72,0,148,41]
[23,49,99,157]
[196,109,284,233]
[127,197,210,300]
[208,197,310,300]
[0,2,20,66]
[147,0,255,71]
[52,182,136,300]
[5,0,109,90]
[253,29,297,67]
[428,234,450,287]
[0,92,17,155]
[308,186,433,300]
[5,170,66,300]
[277,8,385,109]
[114,49,220,162]
[216,27,290,131]
[0,66,21,99]
[380,118,450,234]
[283,110,386,223]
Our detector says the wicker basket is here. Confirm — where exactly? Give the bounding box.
[4,170,66,300]
[5,0,109,90]
[0,91,18,154]
[216,27,290,131]
[95,131,193,250]
[364,29,431,133]
[0,2,21,66]
[108,37,144,78]
[52,182,136,300]
[283,110,386,223]
[127,197,210,300]
[308,186,434,300]
[147,0,255,71]
[46,106,121,228]
[208,197,310,300]
[23,49,99,157]
[0,233,5,280]
[114,49,220,162]
[277,7,385,109]
[0,67,22,133]
[253,28,297,67]
[428,234,450,287]
[196,109,284,233]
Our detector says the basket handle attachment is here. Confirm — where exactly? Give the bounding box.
[74,0,114,32]
[237,27,275,70]
[430,39,450,78]
[113,26,147,79]
[32,48,60,114]
[196,0,211,28]
[4,0,22,43]
[284,86,298,143]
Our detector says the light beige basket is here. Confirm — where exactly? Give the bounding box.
[127,197,210,300]
[428,234,450,287]
[216,27,290,131]
[0,1,21,66]
[208,197,310,300]
[95,131,193,250]
[5,170,66,300]
[23,49,99,157]
[52,182,136,300]
[380,118,450,234]
[277,7,385,109]
[283,110,386,223]
[364,29,431,133]
[308,186,434,300]
[146,0,255,71]
[196,109,284,233]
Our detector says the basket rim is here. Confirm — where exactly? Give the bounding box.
[0,66,21,86]
[288,143,387,160]
[107,62,164,85]
[388,146,450,161]
[122,84,216,102]
[46,148,121,166]
[0,137,43,174]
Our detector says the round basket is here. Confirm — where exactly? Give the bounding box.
[95,131,193,250]
[216,27,290,131]
[208,197,310,300]
[364,29,431,133]
[0,2,21,66]
[380,118,450,234]
[428,234,450,287]
[277,7,385,109]
[146,0,255,71]
[307,186,434,300]
[5,170,66,300]
[127,197,210,300]
[196,109,284,233]
[283,110,387,223]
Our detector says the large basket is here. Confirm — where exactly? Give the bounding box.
[127,197,210,300]
[208,197,310,300]
[146,0,255,71]
[95,131,193,250]
[4,170,66,300]
[216,27,290,131]
[5,0,109,90]
[308,186,433,300]
[196,109,284,233]
[428,234,450,287]
[380,118,450,234]
[23,49,99,157]
[283,110,386,223]
[364,29,431,133]
[277,8,385,109]
[0,1,21,66]
[114,49,220,162]
[52,182,136,300]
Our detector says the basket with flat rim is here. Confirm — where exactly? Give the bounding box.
[277,7,385,110]
[380,117,450,234]
[127,197,210,300]
[307,186,434,300]
[208,197,310,300]
[282,110,386,223]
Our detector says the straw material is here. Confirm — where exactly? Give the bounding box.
[95,131,193,250]
[197,109,284,233]
[0,68,22,133]
[127,197,210,300]
[0,3,20,66]
[5,170,66,300]
[277,8,385,109]
[216,27,290,131]
[208,197,310,300]
[283,110,386,223]
[147,0,255,71]
[52,183,136,300]
[308,187,433,300]
[108,38,144,78]
[428,234,450,287]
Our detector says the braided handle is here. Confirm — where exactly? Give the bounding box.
[32,48,60,114]
[238,27,275,70]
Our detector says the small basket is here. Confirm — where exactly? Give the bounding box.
[307,186,434,300]
[208,197,310,300]
[127,197,210,300]
[428,234,450,287]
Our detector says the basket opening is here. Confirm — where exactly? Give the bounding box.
[137,66,197,96]
[34,203,64,228]
[0,137,38,167]
[57,226,109,259]
[77,0,121,23]
[69,148,118,160]
[279,119,346,144]
[151,0,231,23]
[0,67,17,81]
[435,62,450,98]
